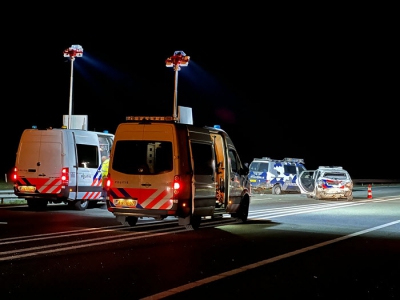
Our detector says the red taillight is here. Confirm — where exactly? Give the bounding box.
[173,175,182,196]
[103,173,111,191]
[12,167,18,182]
[61,168,69,185]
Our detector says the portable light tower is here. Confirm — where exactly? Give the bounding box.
[63,45,83,129]
[165,51,190,119]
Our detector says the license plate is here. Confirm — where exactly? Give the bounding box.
[114,199,137,207]
[19,186,36,192]
[250,179,257,182]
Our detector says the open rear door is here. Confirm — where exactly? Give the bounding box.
[296,170,316,196]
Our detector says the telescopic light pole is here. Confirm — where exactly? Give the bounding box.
[165,51,190,120]
[63,45,83,129]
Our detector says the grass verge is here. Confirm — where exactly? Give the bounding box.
[0,179,14,190]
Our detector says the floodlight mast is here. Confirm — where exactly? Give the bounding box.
[63,45,83,129]
[165,51,190,120]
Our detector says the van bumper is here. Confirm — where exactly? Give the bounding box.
[108,207,176,219]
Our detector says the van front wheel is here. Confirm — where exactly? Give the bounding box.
[272,185,282,195]
[233,197,249,223]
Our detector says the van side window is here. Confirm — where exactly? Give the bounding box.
[191,142,214,175]
[228,149,239,173]
[76,144,99,168]
[112,140,173,175]
[99,136,114,158]
[284,164,297,175]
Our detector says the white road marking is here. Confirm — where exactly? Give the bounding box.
[141,219,400,300]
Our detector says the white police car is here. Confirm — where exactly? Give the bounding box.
[296,166,353,201]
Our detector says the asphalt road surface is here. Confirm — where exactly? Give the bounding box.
[1,185,399,299]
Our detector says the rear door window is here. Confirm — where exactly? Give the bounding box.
[112,140,173,175]
[191,142,214,175]
[76,144,98,169]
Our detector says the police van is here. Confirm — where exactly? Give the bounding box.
[12,127,114,210]
[105,110,251,230]
[248,157,306,194]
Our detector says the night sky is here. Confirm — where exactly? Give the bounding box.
[2,7,398,180]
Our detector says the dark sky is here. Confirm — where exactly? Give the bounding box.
[2,7,398,180]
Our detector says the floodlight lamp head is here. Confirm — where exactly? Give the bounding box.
[71,45,83,51]
[174,50,186,56]
[166,51,190,68]
[63,44,84,58]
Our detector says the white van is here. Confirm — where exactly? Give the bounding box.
[105,115,251,230]
[12,127,114,210]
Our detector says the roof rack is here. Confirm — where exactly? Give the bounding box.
[283,158,305,164]
[253,157,305,164]
[126,116,178,122]
[318,166,343,169]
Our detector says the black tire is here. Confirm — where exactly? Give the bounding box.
[126,216,138,226]
[69,200,88,211]
[185,215,201,230]
[272,185,282,195]
[27,198,48,210]
[37,199,48,209]
[27,199,35,209]
[234,197,250,223]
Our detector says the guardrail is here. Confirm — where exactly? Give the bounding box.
[0,190,17,204]
[352,179,400,185]
[1,179,400,204]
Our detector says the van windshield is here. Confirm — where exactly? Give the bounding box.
[112,140,173,175]
[250,162,269,172]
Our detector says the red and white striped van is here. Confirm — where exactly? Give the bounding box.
[12,127,114,210]
[106,115,251,230]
